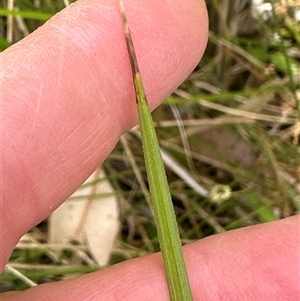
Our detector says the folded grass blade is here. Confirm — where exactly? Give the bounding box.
[118,1,193,300]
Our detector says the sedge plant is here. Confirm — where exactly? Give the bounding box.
[118,1,193,300]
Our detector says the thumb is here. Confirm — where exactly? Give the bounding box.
[1,0,208,270]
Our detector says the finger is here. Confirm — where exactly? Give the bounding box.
[2,216,299,300]
[1,0,208,269]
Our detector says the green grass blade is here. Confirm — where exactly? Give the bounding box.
[118,1,193,300]
[0,9,52,21]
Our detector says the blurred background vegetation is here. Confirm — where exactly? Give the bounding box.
[1,0,299,292]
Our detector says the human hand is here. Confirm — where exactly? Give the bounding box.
[1,0,299,300]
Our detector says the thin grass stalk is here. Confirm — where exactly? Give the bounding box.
[118,1,193,300]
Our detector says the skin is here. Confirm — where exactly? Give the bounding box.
[1,0,299,300]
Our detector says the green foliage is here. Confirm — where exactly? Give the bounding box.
[1,0,299,292]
